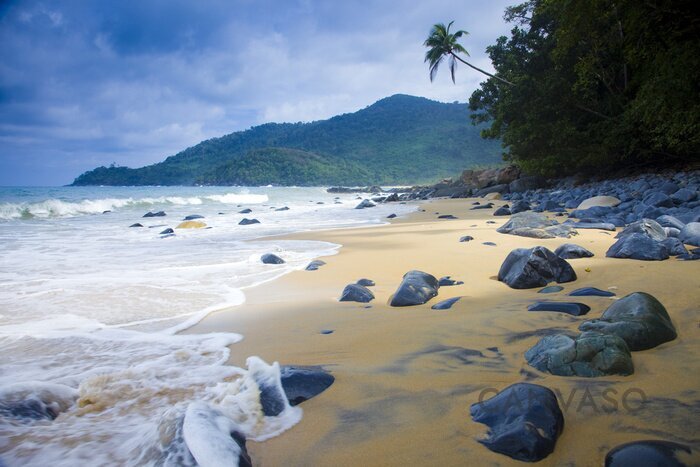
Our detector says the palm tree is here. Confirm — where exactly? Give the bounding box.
[424,21,514,86]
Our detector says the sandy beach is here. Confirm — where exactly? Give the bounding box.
[187,197,700,466]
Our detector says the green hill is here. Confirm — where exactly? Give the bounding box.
[72,94,502,186]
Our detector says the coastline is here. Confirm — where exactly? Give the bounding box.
[186,197,700,466]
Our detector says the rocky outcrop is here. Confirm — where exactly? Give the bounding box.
[389,270,439,306]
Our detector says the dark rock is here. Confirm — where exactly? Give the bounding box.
[497,212,575,239]
[389,270,439,307]
[355,199,376,209]
[275,206,290,211]
[459,235,474,242]
[320,329,334,335]
[510,200,532,214]
[385,193,400,202]
[129,223,144,228]
[280,365,335,406]
[509,176,547,193]
[525,332,634,376]
[143,211,166,217]
[339,283,374,303]
[470,203,494,210]
[438,214,458,219]
[438,276,463,286]
[554,243,594,259]
[660,237,688,256]
[498,246,577,289]
[305,260,326,271]
[538,285,564,294]
[671,188,697,203]
[677,251,700,261]
[356,278,375,287]
[643,192,674,208]
[431,297,461,310]
[239,218,260,225]
[483,242,497,246]
[261,253,285,264]
[493,206,511,216]
[569,287,615,297]
[159,228,174,235]
[528,302,591,316]
[102,210,111,214]
[386,213,397,219]
[184,214,204,220]
[679,222,700,246]
[616,219,666,241]
[0,398,59,421]
[605,440,692,467]
[579,292,677,351]
[606,233,670,260]
[656,215,686,230]
[658,181,680,195]
[470,382,564,462]
[238,208,252,214]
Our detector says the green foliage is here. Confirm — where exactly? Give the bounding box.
[71,94,502,186]
[468,0,700,176]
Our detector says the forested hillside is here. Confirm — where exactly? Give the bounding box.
[72,94,502,186]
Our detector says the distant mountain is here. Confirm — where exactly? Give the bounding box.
[72,94,503,186]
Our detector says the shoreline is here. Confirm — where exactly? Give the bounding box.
[186,197,700,465]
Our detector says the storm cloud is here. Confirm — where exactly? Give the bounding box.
[0,0,514,185]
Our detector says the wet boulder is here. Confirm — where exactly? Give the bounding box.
[238,208,252,214]
[261,253,285,264]
[577,196,621,210]
[493,206,511,216]
[605,440,693,467]
[497,212,575,239]
[470,382,564,462]
[143,211,166,217]
[656,215,686,230]
[305,260,326,271]
[616,219,666,241]
[525,332,634,377]
[389,270,439,307]
[355,199,376,209]
[569,287,615,297]
[578,292,677,351]
[356,278,375,287]
[679,222,700,246]
[661,237,688,256]
[554,243,594,259]
[498,246,577,289]
[510,200,532,214]
[129,223,144,228]
[280,366,335,406]
[239,218,260,225]
[339,283,374,303]
[528,302,591,316]
[606,233,670,260]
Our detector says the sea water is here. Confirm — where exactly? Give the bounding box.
[0,186,413,466]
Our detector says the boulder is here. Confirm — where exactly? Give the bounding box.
[510,200,531,214]
[660,237,688,256]
[386,213,397,219]
[355,199,376,209]
[159,228,174,235]
[238,208,252,214]
[261,253,285,264]
[527,302,591,316]
[143,211,166,217]
[493,206,511,216]
[389,270,439,307]
[476,184,510,197]
[305,260,326,271]
[605,440,693,467]
[606,233,670,260]
[577,195,621,210]
[679,222,700,246]
[643,192,674,208]
[356,278,375,287]
[509,176,547,193]
[616,219,666,241]
[239,218,260,225]
[671,188,697,203]
[484,192,502,200]
[495,165,521,185]
[578,292,677,350]
[176,221,206,229]
[470,383,564,462]
[554,243,594,259]
[525,332,634,377]
[339,284,374,303]
[656,215,685,230]
[280,366,335,406]
[498,246,577,289]
[459,235,474,242]
[497,212,575,239]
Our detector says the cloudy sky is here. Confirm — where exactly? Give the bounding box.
[0,0,515,186]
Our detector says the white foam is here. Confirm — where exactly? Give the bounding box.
[205,193,268,204]
[183,402,247,467]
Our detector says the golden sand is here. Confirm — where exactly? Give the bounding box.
[187,198,700,466]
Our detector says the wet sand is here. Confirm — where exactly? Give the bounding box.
[187,198,700,466]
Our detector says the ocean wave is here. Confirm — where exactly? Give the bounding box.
[0,193,270,220]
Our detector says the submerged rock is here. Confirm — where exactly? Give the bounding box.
[525,332,634,377]
[431,297,461,310]
[605,440,693,467]
[238,208,252,214]
[183,214,204,220]
[579,292,677,350]
[470,382,564,462]
[386,213,397,219]
[528,302,591,316]
[339,283,374,303]
[280,365,335,406]
[305,260,326,271]
[355,199,376,209]
[129,223,144,228]
[275,206,290,211]
[143,211,166,217]
[554,243,594,259]
[498,246,577,289]
[389,270,439,307]
[261,253,285,264]
[239,218,260,226]
[159,228,174,235]
[569,287,615,297]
